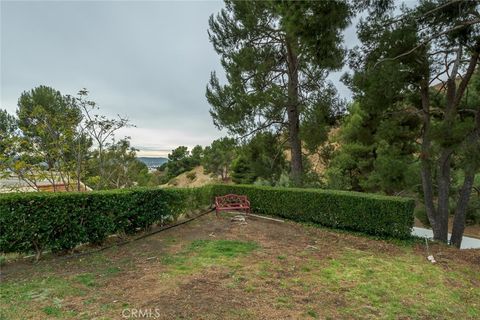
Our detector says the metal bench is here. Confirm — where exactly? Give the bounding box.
[215,194,250,216]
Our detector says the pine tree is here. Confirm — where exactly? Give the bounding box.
[206,0,352,186]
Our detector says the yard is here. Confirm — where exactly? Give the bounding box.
[1,212,479,320]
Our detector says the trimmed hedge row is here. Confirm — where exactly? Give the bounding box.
[211,184,415,238]
[0,184,414,256]
[0,186,212,256]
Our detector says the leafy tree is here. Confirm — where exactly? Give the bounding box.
[0,109,17,157]
[203,137,237,180]
[77,89,131,189]
[207,0,352,185]
[16,86,82,191]
[351,0,480,246]
[190,145,204,166]
[87,139,149,189]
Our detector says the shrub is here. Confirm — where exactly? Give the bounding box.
[186,171,197,181]
[0,187,211,257]
[211,184,415,238]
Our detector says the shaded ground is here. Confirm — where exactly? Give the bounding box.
[1,213,479,320]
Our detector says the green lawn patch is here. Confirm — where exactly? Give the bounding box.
[161,239,258,275]
[315,248,480,319]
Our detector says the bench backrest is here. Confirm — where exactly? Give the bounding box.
[215,194,249,207]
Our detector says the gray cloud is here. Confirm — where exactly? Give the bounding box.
[1,0,358,156]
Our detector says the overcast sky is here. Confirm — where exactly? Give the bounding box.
[1,0,359,157]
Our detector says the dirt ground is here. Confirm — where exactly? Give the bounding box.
[1,212,479,320]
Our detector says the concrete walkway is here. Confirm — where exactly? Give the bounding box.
[412,227,480,249]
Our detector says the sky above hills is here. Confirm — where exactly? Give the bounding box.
[1,0,358,157]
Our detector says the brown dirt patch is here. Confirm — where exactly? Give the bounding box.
[1,213,479,319]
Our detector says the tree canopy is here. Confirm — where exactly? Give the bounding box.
[207,0,352,185]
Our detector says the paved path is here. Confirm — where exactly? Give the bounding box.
[412,227,480,249]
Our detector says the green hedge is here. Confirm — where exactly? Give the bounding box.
[0,184,414,256]
[211,185,415,238]
[0,186,212,256]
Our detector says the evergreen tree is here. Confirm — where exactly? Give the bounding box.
[326,102,420,195]
[231,155,253,184]
[352,0,480,246]
[231,132,287,185]
[203,137,237,180]
[206,0,352,185]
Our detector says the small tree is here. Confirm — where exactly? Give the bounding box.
[77,89,131,189]
[203,137,237,180]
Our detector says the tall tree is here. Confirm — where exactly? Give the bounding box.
[17,86,82,191]
[353,0,480,246]
[206,0,352,185]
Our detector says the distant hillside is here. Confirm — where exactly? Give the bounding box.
[137,157,168,169]
[163,166,226,188]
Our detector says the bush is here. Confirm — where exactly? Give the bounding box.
[0,187,212,257]
[0,183,415,257]
[211,184,415,238]
[186,171,197,181]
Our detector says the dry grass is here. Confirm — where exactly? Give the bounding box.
[1,213,479,319]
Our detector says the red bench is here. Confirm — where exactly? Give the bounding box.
[215,194,250,216]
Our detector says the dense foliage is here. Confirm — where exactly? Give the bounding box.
[231,132,288,185]
[211,184,415,238]
[0,183,416,258]
[342,0,480,246]
[207,0,352,185]
[0,187,212,258]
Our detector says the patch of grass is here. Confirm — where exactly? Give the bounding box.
[275,296,292,309]
[0,276,82,304]
[160,239,258,275]
[315,248,480,319]
[0,276,84,319]
[305,308,318,319]
[227,308,255,318]
[103,266,121,276]
[42,305,62,317]
[75,273,96,287]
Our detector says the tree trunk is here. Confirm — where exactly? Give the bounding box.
[450,168,475,248]
[434,149,451,242]
[419,79,438,231]
[451,105,480,247]
[432,48,461,242]
[98,144,104,189]
[286,36,303,186]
